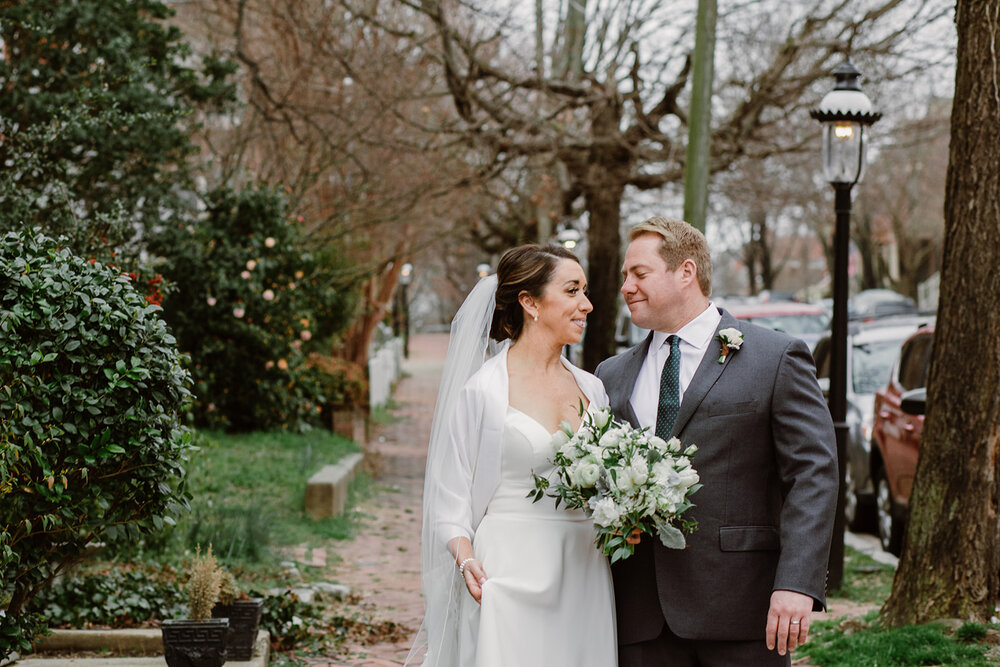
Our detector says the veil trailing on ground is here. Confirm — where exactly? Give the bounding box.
[404,274,500,666]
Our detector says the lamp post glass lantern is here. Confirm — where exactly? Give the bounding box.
[810,60,880,589]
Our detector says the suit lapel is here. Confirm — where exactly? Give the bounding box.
[672,309,740,436]
[610,332,653,428]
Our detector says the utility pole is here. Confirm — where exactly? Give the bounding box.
[682,0,717,233]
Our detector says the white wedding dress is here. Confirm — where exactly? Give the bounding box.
[459,405,617,666]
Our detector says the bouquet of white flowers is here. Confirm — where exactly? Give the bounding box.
[529,404,701,562]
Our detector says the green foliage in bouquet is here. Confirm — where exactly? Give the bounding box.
[0,0,235,260]
[531,403,701,563]
[0,230,193,659]
[150,185,357,431]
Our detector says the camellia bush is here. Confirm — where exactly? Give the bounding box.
[0,230,193,659]
[151,185,356,431]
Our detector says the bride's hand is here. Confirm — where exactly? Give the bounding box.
[626,528,642,545]
[462,559,489,603]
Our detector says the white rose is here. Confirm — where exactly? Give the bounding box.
[666,437,682,453]
[651,460,674,487]
[676,466,700,489]
[628,455,649,486]
[590,497,623,528]
[599,428,622,449]
[649,436,669,452]
[593,407,612,429]
[577,462,601,488]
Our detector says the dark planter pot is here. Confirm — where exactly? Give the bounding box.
[161,618,228,667]
[212,598,264,661]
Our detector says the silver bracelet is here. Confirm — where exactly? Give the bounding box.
[458,557,476,577]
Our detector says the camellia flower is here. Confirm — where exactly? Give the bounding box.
[294,270,304,279]
[265,360,275,370]
[206,296,217,306]
[277,359,289,370]
[246,260,257,270]
[263,289,275,301]
[241,270,252,279]
[265,237,276,248]
[300,330,312,341]
[233,307,245,318]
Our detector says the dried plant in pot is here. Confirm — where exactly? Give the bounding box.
[162,546,229,667]
[211,570,264,661]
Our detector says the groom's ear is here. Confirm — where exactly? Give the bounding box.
[678,258,699,288]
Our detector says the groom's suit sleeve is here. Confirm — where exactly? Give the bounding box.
[769,337,838,609]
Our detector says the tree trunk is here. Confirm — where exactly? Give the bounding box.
[880,2,1000,627]
[582,178,625,372]
[580,96,628,372]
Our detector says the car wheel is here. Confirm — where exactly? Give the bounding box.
[844,464,876,533]
[875,467,903,556]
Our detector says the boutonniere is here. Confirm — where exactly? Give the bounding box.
[716,328,744,364]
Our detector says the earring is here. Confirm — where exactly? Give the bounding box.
[533,314,538,322]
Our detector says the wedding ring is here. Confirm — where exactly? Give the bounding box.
[790,620,800,625]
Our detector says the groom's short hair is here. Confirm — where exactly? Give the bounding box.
[630,217,712,297]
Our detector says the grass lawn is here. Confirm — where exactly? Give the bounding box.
[183,429,368,557]
[106,427,371,571]
[794,546,1000,666]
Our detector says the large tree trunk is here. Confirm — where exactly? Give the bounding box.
[582,178,625,372]
[580,97,628,372]
[880,1,1000,627]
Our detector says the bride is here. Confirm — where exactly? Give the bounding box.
[405,244,617,666]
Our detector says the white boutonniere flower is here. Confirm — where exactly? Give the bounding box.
[716,328,744,364]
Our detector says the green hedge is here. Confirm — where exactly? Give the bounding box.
[0,230,193,659]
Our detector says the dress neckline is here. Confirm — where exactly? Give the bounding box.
[507,404,587,436]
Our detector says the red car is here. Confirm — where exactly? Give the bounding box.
[870,324,934,555]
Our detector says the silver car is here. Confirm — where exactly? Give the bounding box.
[812,316,931,532]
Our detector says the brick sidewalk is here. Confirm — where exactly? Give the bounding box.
[307,333,448,666]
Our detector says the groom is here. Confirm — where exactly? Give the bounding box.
[596,217,837,666]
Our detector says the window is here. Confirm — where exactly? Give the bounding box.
[898,332,934,391]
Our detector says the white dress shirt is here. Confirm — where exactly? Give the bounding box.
[630,303,722,430]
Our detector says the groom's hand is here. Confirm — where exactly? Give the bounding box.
[766,590,813,656]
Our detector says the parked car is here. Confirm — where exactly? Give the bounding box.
[725,301,831,349]
[812,317,930,533]
[849,289,918,321]
[870,324,935,555]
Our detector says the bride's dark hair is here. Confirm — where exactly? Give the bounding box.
[489,244,579,342]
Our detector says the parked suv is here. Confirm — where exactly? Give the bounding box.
[870,324,935,555]
[812,317,928,533]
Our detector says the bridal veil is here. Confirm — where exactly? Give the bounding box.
[404,274,499,666]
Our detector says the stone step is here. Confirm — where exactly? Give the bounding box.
[21,629,269,666]
[304,452,365,519]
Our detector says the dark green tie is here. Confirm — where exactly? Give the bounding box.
[656,335,681,439]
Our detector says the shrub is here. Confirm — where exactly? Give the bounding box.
[150,185,356,431]
[0,230,193,659]
[27,568,187,628]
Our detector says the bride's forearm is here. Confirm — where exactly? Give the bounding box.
[449,536,475,564]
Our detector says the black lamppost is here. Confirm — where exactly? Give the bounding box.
[811,61,881,589]
[400,262,413,358]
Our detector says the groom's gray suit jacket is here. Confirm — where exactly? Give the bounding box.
[595,307,837,644]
